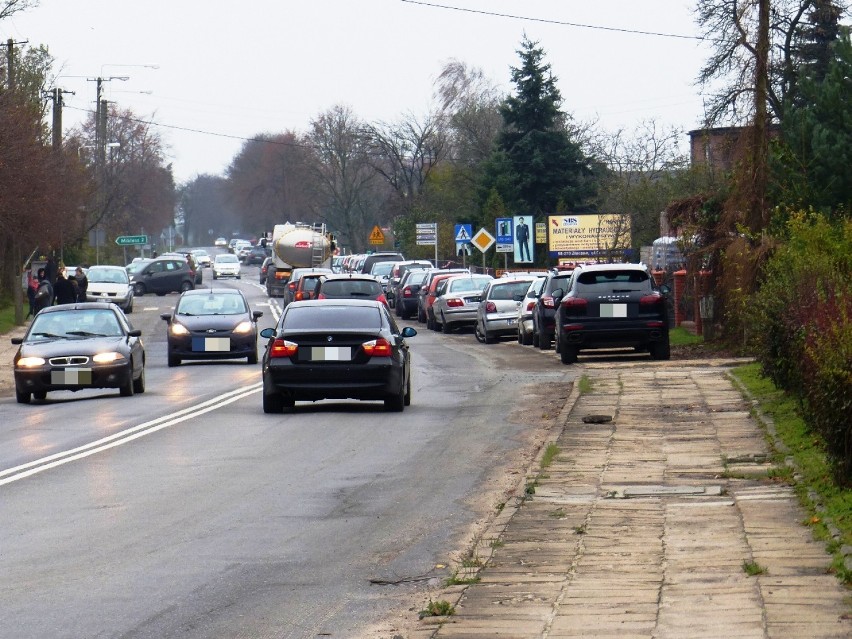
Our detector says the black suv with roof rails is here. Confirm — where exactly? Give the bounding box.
[552,263,670,364]
[530,268,575,350]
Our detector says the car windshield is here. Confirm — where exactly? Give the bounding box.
[216,255,239,263]
[177,294,247,315]
[86,267,129,284]
[29,309,122,339]
[284,305,382,330]
[370,262,395,277]
[489,281,533,300]
[447,276,492,293]
[125,261,151,275]
[576,270,652,293]
[192,250,208,257]
[321,279,381,297]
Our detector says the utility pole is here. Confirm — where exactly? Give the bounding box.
[46,87,74,150]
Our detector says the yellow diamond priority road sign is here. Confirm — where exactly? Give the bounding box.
[369,225,385,245]
[471,228,495,253]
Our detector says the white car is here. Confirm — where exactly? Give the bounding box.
[432,274,493,334]
[517,276,547,345]
[212,254,241,279]
[85,265,135,313]
[190,249,211,268]
[475,276,540,344]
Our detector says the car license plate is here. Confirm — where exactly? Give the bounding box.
[51,368,92,384]
[310,346,351,361]
[599,303,627,318]
[506,318,517,326]
[192,337,231,352]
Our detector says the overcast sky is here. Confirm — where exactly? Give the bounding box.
[5,0,712,184]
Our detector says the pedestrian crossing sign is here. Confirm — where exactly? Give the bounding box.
[369,225,385,245]
[454,224,472,242]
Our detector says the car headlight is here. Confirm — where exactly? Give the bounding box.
[233,321,253,334]
[170,323,191,336]
[93,352,126,363]
[17,356,46,368]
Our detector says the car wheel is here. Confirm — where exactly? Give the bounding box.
[521,329,533,346]
[417,305,426,323]
[539,331,552,350]
[16,390,31,404]
[213,274,218,280]
[133,283,146,296]
[651,333,671,360]
[384,381,405,412]
[133,366,146,393]
[168,354,181,367]
[247,348,258,365]
[263,391,284,414]
[119,368,135,397]
[403,372,411,406]
[180,281,193,292]
[125,300,133,314]
[426,313,436,331]
[400,305,410,320]
[33,390,47,401]
[441,314,451,334]
[237,275,241,279]
[474,321,486,344]
[560,342,578,365]
[517,328,523,344]
[484,329,496,344]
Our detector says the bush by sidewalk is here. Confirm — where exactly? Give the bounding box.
[748,211,852,483]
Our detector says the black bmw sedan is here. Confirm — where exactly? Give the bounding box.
[160,288,263,367]
[11,302,146,404]
[260,299,416,413]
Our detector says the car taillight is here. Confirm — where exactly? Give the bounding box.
[402,287,412,297]
[640,293,663,306]
[542,296,556,309]
[362,338,392,357]
[446,297,464,308]
[525,301,536,311]
[561,297,588,310]
[270,339,298,358]
[377,294,388,306]
[486,301,497,313]
[295,291,304,301]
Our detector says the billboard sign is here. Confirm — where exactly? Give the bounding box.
[547,214,631,259]
[513,215,534,264]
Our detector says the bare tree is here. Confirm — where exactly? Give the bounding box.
[0,0,39,21]
[308,105,384,252]
[363,111,447,215]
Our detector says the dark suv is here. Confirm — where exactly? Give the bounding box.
[552,263,670,364]
[128,257,196,296]
[530,269,575,350]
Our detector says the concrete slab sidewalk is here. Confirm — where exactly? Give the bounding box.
[427,362,851,638]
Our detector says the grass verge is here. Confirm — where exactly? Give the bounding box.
[729,362,852,585]
[0,302,19,334]
[669,326,703,346]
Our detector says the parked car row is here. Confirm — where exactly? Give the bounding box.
[400,263,672,365]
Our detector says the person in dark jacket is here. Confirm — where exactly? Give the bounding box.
[26,269,38,318]
[74,266,88,302]
[53,266,77,305]
[33,268,53,314]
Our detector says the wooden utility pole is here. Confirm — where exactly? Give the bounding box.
[751,0,771,232]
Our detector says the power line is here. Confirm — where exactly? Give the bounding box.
[399,0,709,42]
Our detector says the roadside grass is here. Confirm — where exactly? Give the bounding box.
[669,326,703,346]
[0,301,18,334]
[729,362,852,585]
[742,560,768,576]
[578,374,592,395]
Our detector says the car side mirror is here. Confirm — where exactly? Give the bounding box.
[659,284,671,295]
[11,337,23,345]
[128,329,142,337]
[160,313,172,322]
[253,311,264,320]
[260,327,276,339]
[401,326,417,338]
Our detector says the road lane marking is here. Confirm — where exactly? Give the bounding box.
[0,383,262,487]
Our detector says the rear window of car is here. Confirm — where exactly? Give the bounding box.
[544,274,573,293]
[575,269,652,293]
[320,279,382,297]
[489,281,533,300]
[447,276,492,293]
[284,305,382,330]
[216,255,239,263]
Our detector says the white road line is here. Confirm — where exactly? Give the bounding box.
[0,383,262,487]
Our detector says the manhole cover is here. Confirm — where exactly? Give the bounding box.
[582,414,613,424]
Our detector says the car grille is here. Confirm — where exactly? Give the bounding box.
[49,356,90,366]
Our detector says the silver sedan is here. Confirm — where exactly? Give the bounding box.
[432,274,494,334]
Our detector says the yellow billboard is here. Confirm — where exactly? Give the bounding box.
[547,214,631,259]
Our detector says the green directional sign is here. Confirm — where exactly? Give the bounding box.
[115,235,149,246]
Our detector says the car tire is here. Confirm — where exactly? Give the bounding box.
[441,314,451,334]
[484,330,496,344]
[213,274,218,280]
[539,331,552,350]
[16,390,31,404]
[247,348,258,365]
[119,368,135,397]
[168,354,181,367]
[180,281,193,292]
[133,367,146,393]
[651,333,671,360]
[474,321,486,344]
[237,275,241,279]
[517,329,523,344]
[426,313,435,331]
[384,382,405,412]
[560,342,578,365]
[263,391,284,414]
[521,329,533,346]
[33,390,47,401]
[417,305,426,323]
[403,372,411,406]
[133,283,146,296]
[125,300,133,314]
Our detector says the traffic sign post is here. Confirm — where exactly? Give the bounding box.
[471,228,495,272]
[115,235,148,246]
[369,225,385,246]
[416,222,438,265]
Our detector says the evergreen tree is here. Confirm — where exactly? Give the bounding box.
[787,0,846,108]
[480,37,596,216]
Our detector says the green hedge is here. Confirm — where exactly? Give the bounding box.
[750,211,852,482]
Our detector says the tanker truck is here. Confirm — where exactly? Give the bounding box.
[264,223,331,297]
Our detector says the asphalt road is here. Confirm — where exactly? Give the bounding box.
[0,264,576,639]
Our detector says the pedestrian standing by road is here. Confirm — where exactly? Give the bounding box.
[74,267,88,302]
[33,268,53,314]
[53,266,77,305]
[26,269,38,318]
